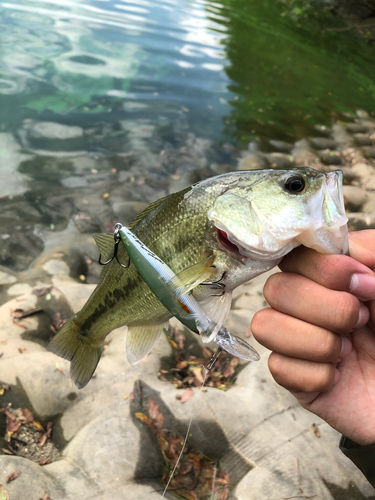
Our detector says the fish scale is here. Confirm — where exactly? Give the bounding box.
[48,168,348,389]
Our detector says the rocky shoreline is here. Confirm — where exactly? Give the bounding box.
[1,110,375,499]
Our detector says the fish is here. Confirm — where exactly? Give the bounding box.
[117,223,261,361]
[48,168,349,389]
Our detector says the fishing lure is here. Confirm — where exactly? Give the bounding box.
[115,223,260,362]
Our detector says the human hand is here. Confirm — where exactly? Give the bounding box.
[251,230,375,446]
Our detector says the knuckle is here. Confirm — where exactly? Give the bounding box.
[317,255,343,288]
[333,293,360,330]
[315,330,341,362]
[312,364,335,392]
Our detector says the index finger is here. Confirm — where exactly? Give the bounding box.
[279,231,375,299]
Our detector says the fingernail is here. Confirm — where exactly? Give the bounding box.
[339,336,352,359]
[354,304,370,329]
[350,274,375,299]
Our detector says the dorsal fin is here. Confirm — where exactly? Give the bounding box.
[128,186,192,230]
[93,233,115,261]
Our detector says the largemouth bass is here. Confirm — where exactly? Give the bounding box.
[48,168,349,388]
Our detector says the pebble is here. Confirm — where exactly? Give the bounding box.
[268,139,293,152]
[237,154,269,171]
[318,150,342,165]
[331,124,355,146]
[42,259,71,277]
[0,270,17,285]
[263,153,295,169]
[354,133,372,146]
[27,122,84,140]
[346,123,369,134]
[309,137,337,150]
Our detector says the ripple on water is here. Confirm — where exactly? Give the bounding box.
[0,77,24,95]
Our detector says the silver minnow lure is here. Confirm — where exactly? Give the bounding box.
[117,223,260,362]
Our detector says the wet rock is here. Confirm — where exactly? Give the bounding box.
[24,121,86,152]
[362,146,375,159]
[291,138,321,167]
[314,124,331,135]
[348,212,375,230]
[112,201,148,225]
[60,175,88,189]
[350,162,375,190]
[343,185,373,212]
[0,171,32,198]
[309,137,337,150]
[318,150,342,165]
[42,259,71,278]
[0,133,33,172]
[0,270,17,285]
[353,133,372,146]
[356,109,370,119]
[237,154,269,171]
[263,153,295,169]
[248,139,265,152]
[28,122,84,141]
[346,123,369,134]
[332,124,355,147]
[268,139,293,152]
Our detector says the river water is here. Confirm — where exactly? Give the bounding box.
[0,0,375,270]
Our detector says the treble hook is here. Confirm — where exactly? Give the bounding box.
[200,271,226,297]
[98,223,130,269]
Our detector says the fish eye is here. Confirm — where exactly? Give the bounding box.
[284,175,306,194]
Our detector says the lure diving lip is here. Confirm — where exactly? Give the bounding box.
[117,223,260,362]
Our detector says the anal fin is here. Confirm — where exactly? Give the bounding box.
[126,321,169,365]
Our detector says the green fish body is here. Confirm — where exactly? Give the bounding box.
[48,168,348,388]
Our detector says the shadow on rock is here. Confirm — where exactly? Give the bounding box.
[130,379,252,499]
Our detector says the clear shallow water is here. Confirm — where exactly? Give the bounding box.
[1,0,375,143]
[0,0,375,270]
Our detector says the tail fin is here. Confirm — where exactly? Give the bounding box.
[47,318,103,389]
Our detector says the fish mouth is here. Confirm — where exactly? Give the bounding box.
[217,228,245,260]
[216,226,297,261]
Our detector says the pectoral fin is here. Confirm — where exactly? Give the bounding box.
[167,255,215,295]
[126,321,169,365]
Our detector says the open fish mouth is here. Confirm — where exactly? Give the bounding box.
[215,225,298,261]
[216,228,246,260]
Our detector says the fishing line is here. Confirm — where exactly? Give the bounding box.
[162,355,216,498]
